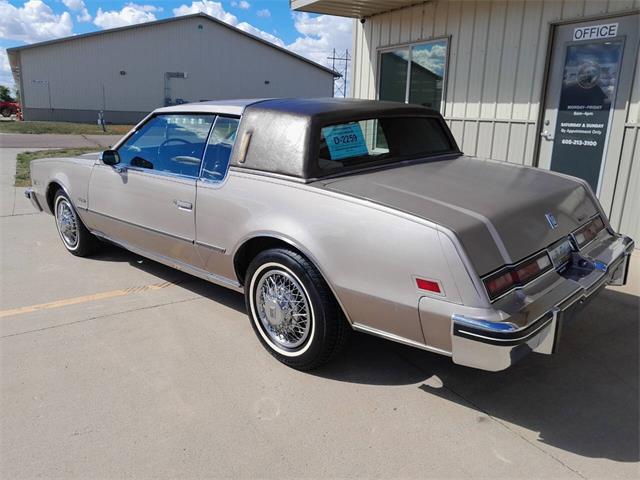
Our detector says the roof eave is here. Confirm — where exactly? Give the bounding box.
[6,12,339,77]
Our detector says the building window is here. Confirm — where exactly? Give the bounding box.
[378,39,448,112]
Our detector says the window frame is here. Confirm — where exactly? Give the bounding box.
[115,112,217,180]
[198,114,242,185]
[113,112,241,182]
[312,113,460,179]
[376,36,451,115]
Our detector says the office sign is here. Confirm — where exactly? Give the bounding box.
[573,23,618,41]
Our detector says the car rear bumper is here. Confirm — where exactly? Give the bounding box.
[451,233,634,372]
[24,188,43,212]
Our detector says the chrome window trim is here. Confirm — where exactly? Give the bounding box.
[122,165,200,183]
[198,114,220,179]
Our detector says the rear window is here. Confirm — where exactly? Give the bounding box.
[317,116,455,175]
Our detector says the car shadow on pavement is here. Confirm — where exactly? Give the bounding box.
[91,244,638,463]
[317,287,640,463]
[90,244,247,313]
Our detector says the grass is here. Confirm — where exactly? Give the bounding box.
[0,120,132,135]
[15,148,98,187]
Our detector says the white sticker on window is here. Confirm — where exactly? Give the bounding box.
[323,123,368,160]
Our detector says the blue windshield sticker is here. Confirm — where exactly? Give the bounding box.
[323,123,369,160]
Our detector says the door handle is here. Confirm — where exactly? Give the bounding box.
[540,130,554,141]
[173,200,193,211]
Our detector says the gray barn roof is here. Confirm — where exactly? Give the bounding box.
[7,13,339,78]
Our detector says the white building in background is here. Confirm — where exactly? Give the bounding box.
[292,0,640,242]
[7,13,337,124]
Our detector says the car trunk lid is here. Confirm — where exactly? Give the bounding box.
[319,156,598,275]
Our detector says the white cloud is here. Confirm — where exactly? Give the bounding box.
[256,8,270,18]
[0,0,73,43]
[173,1,236,24]
[173,1,282,46]
[62,0,91,22]
[0,48,15,89]
[231,1,250,9]
[287,13,351,68]
[94,3,158,30]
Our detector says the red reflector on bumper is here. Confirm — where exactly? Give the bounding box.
[416,278,441,294]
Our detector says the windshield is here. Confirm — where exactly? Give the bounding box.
[316,116,456,176]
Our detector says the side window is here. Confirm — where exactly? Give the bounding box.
[201,116,240,182]
[117,114,215,177]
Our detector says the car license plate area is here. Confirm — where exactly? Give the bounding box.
[548,238,573,270]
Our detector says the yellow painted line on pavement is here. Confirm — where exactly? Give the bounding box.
[0,281,177,319]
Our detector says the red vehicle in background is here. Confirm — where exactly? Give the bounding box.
[0,101,21,119]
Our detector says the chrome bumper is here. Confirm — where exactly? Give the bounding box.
[451,234,634,372]
[24,188,43,212]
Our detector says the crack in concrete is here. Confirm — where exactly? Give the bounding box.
[0,295,202,339]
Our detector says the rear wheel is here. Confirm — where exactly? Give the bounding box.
[245,248,350,370]
[53,190,99,257]
[0,108,11,118]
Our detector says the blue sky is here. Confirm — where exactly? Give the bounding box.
[0,0,352,89]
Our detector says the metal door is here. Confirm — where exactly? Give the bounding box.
[537,14,639,211]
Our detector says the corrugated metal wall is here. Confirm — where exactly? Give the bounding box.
[19,17,334,120]
[351,0,640,240]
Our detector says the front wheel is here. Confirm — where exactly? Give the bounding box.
[245,248,350,370]
[1,108,11,118]
[53,190,99,257]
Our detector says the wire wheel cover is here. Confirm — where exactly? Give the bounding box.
[255,269,311,349]
[56,199,78,248]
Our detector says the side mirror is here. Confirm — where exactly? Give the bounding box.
[101,149,120,166]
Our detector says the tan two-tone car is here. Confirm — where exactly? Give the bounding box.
[25,98,634,371]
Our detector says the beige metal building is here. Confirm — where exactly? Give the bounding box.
[7,13,336,124]
[293,0,640,243]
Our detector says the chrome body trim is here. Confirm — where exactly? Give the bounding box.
[352,323,452,357]
[24,188,43,212]
[88,209,194,244]
[451,234,634,371]
[195,241,226,254]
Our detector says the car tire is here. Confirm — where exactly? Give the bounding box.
[1,108,11,118]
[53,189,99,257]
[246,248,351,370]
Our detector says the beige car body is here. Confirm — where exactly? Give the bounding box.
[26,99,634,371]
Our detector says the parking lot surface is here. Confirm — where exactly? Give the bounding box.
[1,146,638,479]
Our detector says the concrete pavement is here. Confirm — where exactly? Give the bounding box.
[0,147,638,478]
[0,148,36,217]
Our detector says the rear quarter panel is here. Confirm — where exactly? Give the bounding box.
[196,170,483,346]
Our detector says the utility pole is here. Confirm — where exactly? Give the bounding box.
[327,49,351,98]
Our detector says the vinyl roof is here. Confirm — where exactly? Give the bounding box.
[7,13,338,77]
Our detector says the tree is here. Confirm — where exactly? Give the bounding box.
[0,85,15,102]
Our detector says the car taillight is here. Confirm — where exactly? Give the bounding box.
[572,216,605,249]
[483,252,552,300]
